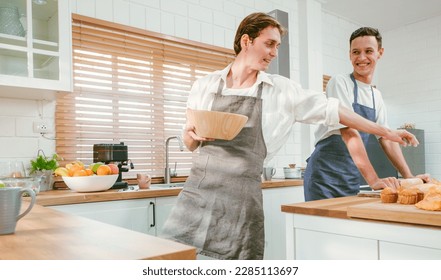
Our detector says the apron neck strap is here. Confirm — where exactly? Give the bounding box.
[216,79,264,99]
[350,73,375,110]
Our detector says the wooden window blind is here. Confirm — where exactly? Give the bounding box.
[323,74,331,92]
[56,14,235,179]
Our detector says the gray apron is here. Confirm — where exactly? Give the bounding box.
[161,80,267,260]
[303,73,376,201]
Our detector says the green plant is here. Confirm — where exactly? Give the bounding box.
[29,150,61,174]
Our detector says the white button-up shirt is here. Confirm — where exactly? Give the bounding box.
[187,64,341,163]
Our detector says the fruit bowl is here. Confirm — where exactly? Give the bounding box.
[187,108,248,140]
[62,175,118,192]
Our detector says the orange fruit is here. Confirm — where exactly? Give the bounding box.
[72,169,88,177]
[84,168,94,176]
[67,164,84,177]
[96,165,112,175]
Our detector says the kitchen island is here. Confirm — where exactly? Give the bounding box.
[282,196,441,259]
[0,201,196,260]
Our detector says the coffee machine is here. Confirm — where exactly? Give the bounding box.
[93,142,133,189]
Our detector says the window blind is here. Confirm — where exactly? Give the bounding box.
[56,14,235,179]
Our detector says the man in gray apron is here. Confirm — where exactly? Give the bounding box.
[162,80,266,259]
[304,74,375,200]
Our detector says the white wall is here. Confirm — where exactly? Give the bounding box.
[380,16,441,179]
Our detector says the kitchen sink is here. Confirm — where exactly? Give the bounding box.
[149,182,185,189]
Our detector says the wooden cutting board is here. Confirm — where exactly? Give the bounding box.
[347,201,441,227]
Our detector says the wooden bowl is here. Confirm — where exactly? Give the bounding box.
[187,108,248,140]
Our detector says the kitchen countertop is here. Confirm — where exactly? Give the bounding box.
[0,201,196,260]
[281,196,441,228]
[281,196,378,219]
[35,179,303,206]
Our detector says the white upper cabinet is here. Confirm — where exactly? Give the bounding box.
[0,0,72,98]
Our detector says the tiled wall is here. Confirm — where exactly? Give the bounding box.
[1,0,439,179]
[380,16,441,178]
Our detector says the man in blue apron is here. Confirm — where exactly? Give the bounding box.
[161,17,419,259]
[304,27,429,201]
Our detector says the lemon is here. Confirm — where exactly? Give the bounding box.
[54,167,69,177]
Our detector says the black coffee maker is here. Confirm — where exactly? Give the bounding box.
[93,142,133,189]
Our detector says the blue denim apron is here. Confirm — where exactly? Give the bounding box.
[303,74,376,201]
[161,80,267,259]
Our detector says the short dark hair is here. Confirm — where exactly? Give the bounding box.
[350,27,382,49]
[233,12,287,55]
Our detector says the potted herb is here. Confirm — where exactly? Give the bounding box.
[29,150,61,192]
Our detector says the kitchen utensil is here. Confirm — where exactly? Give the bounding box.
[187,108,248,140]
[0,186,35,235]
[263,167,276,181]
[62,174,118,192]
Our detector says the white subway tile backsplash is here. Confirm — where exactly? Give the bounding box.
[129,3,146,29]
[113,0,130,26]
[0,117,15,136]
[161,0,188,17]
[188,19,201,42]
[95,0,113,21]
[146,8,161,33]
[188,4,213,24]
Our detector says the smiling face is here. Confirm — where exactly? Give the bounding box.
[242,26,281,71]
[350,35,384,83]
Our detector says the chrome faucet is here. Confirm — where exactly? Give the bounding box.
[165,136,184,184]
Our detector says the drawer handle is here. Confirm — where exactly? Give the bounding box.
[150,201,156,227]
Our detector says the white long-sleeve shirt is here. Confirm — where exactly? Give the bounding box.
[187,64,341,163]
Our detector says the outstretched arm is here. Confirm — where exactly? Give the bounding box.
[338,105,418,147]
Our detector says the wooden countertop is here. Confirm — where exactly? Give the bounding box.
[281,196,380,219]
[281,196,441,228]
[35,179,303,206]
[0,201,196,260]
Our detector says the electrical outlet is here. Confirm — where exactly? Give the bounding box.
[33,122,52,133]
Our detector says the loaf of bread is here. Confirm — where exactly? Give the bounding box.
[397,188,418,205]
[380,187,398,203]
[415,187,441,211]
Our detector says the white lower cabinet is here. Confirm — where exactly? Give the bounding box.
[285,213,441,260]
[262,186,304,260]
[49,196,177,237]
[379,241,441,260]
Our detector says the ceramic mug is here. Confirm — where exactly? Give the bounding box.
[0,186,36,235]
[263,167,276,181]
[136,174,151,189]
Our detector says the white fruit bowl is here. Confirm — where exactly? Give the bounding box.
[62,175,118,192]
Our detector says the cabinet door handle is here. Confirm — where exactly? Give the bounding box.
[150,201,156,227]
